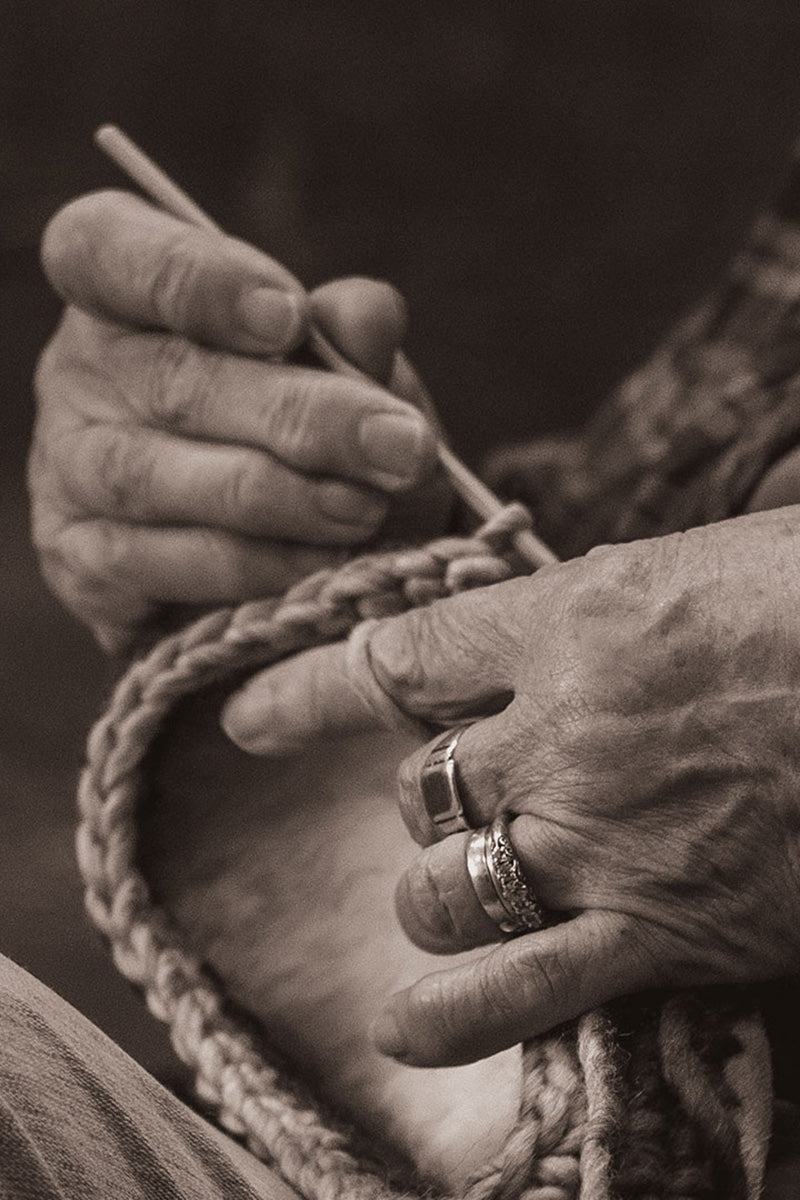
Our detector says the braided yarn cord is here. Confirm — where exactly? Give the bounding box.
[75,504,770,1200]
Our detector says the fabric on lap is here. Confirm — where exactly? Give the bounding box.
[0,952,298,1200]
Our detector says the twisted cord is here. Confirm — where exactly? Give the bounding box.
[76,506,589,1200]
[75,502,769,1200]
[657,995,749,1200]
[575,1012,622,1200]
[464,1033,586,1200]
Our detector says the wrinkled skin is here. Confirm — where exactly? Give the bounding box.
[31,186,800,1190]
[31,190,447,651]
[224,509,800,1066]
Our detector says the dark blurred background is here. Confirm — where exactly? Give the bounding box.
[3,0,800,1083]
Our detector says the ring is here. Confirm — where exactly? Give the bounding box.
[420,724,473,836]
[466,815,545,935]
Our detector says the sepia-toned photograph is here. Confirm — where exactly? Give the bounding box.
[2,3,800,1196]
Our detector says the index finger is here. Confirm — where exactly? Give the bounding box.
[41,190,308,356]
[221,581,532,754]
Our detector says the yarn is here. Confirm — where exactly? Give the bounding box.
[75,504,771,1199]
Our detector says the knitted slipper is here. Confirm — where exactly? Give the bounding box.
[75,503,772,1199]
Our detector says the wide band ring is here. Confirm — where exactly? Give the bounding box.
[420,724,473,837]
[466,815,545,935]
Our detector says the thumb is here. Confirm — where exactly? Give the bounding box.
[311,277,408,384]
[42,190,309,355]
[370,910,658,1066]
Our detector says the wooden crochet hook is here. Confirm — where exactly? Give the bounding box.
[94,124,558,570]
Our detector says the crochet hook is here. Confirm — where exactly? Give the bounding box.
[94,124,558,570]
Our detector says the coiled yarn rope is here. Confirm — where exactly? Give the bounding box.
[75,503,771,1200]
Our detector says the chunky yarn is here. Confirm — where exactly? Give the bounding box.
[75,504,771,1199]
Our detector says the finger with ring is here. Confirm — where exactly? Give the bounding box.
[419,724,474,838]
[466,815,545,935]
[398,714,510,845]
[395,816,557,954]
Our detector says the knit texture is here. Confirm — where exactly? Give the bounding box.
[75,504,771,1200]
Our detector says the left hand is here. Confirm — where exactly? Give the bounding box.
[221,509,800,1066]
[32,191,445,651]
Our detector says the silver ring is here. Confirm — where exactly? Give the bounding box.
[466,815,545,935]
[419,724,473,836]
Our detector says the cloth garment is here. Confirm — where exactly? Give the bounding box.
[0,949,799,1197]
[0,952,298,1199]
[488,143,800,563]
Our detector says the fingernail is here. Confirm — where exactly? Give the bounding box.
[359,413,430,488]
[220,699,254,748]
[237,287,304,350]
[221,692,302,757]
[316,481,387,527]
[220,692,269,750]
[370,1010,409,1059]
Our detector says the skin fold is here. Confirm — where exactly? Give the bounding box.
[223,508,800,1066]
[32,191,448,652]
[30,188,800,1188]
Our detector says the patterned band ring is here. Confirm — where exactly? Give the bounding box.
[466,815,545,935]
[419,724,473,836]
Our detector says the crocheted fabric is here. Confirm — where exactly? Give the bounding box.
[76,504,772,1200]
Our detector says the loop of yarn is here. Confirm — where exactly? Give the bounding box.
[75,504,770,1200]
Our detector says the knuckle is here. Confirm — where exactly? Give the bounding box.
[619,915,676,988]
[39,550,133,651]
[146,227,204,329]
[218,459,276,533]
[507,941,567,1012]
[579,539,662,618]
[30,511,61,570]
[146,335,221,429]
[37,548,73,604]
[371,602,482,714]
[92,429,158,519]
[34,309,111,418]
[55,519,135,588]
[261,377,322,469]
[396,860,457,951]
[33,315,83,406]
[370,608,431,707]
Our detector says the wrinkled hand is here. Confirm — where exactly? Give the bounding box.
[222,509,800,1066]
[32,190,445,651]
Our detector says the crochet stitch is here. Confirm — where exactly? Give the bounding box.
[75,503,771,1199]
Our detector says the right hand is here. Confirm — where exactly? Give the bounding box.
[223,508,800,1067]
[32,190,446,651]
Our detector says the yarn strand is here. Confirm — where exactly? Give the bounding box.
[74,506,769,1200]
